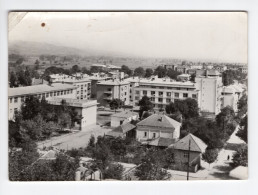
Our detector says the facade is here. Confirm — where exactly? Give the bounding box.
[48,98,98,130]
[221,84,244,112]
[96,79,130,107]
[195,74,223,115]
[136,114,181,142]
[170,133,207,173]
[110,110,139,127]
[133,76,200,110]
[8,83,77,120]
[124,77,140,104]
[51,74,92,100]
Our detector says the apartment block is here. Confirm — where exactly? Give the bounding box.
[96,79,130,106]
[133,76,200,110]
[8,83,77,120]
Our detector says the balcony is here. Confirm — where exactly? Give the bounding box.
[104,97,112,101]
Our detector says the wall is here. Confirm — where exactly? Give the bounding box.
[81,105,97,130]
[136,126,176,141]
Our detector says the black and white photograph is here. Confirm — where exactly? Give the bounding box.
[8,12,248,181]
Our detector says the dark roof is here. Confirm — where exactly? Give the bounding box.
[172,133,207,153]
[106,123,136,137]
[148,137,177,147]
[137,114,181,130]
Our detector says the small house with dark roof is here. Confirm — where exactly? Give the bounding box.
[169,133,207,172]
[136,114,181,142]
[106,123,136,138]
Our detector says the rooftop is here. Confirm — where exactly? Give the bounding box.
[138,78,195,88]
[9,83,77,97]
[111,110,138,118]
[137,114,181,130]
[47,98,98,108]
[97,79,130,86]
[172,133,207,153]
[148,137,177,147]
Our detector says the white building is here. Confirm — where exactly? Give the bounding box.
[8,83,77,120]
[133,76,200,110]
[110,110,139,127]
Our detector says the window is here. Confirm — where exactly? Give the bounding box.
[135,91,140,95]
[151,91,155,95]
[144,132,147,137]
[167,92,171,96]
[151,86,156,88]
[70,90,73,94]
[175,93,179,98]
[166,98,171,103]
[108,88,112,91]
[57,91,60,96]
[135,96,139,100]
[64,91,66,95]
[153,133,156,138]
[84,95,87,98]
[61,91,63,95]
[50,92,53,97]
[14,97,18,103]
[124,92,127,95]
[54,92,56,96]
[14,108,18,113]
[158,98,163,102]
[183,152,189,159]
[10,98,12,103]
[21,96,24,103]
[150,97,155,101]
[42,94,45,98]
[77,91,80,94]
[10,109,12,113]
[192,94,197,98]
[159,92,163,96]
[85,84,87,87]
[81,85,83,89]
[46,93,49,98]
[183,93,188,98]
[143,90,147,95]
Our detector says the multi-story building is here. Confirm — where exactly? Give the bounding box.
[8,83,77,120]
[195,72,223,115]
[96,79,130,106]
[124,77,140,104]
[176,65,190,74]
[51,74,92,100]
[238,66,248,74]
[133,76,200,110]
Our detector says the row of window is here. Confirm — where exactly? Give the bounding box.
[137,90,196,98]
[9,89,73,103]
[135,93,197,100]
[139,85,194,91]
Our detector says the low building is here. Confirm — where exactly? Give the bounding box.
[136,114,181,143]
[96,79,130,107]
[170,133,207,173]
[31,78,48,86]
[177,74,190,81]
[48,98,98,130]
[8,83,77,120]
[106,123,136,138]
[111,110,139,127]
[221,84,244,112]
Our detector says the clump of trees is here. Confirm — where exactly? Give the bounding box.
[166,98,199,119]
[109,99,124,112]
[231,145,248,168]
[222,69,247,86]
[138,96,153,119]
[120,65,133,77]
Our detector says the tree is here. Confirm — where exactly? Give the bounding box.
[145,68,153,78]
[190,74,196,82]
[154,66,167,78]
[82,67,91,75]
[35,59,40,65]
[231,145,248,168]
[120,65,132,76]
[236,115,248,143]
[134,67,145,77]
[135,149,171,180]
[202,148,219,169]
[9,71,18,87]
[71,65,81,73]
[21,96,41,120]
[167,68,180,80]
[57,112,72,131]
[138,96,153,119]
[216,106,235,129]
[109,98,123,112]
[222,70,246,86]
[104,163,124,180]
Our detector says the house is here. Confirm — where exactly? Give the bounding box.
[106,123,136,138]
[110,110,139,127]
[177,74,191,82]
[170,133,207,173]
[136,114,181,143]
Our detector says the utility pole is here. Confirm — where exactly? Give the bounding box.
[187,139,191,181]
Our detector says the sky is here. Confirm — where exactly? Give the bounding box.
[9,12,247,63]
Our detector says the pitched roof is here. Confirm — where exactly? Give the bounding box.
[106,123,136,137]
[172,133,207,153]
[148,137,177,147]
[111,111,138,118]
[137,114,181,130]
[9,83,77,97]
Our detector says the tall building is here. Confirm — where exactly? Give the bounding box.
[8,83,77,120]
[133,76,200,110]
[195,70,223,115]
[96,79,130,106]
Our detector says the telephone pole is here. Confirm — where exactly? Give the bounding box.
[187,139,191,181]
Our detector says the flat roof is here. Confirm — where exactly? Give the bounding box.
[9,83,77,97]
[97,79,129,86]
[48,98,98,108]
[138,78,196,88]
